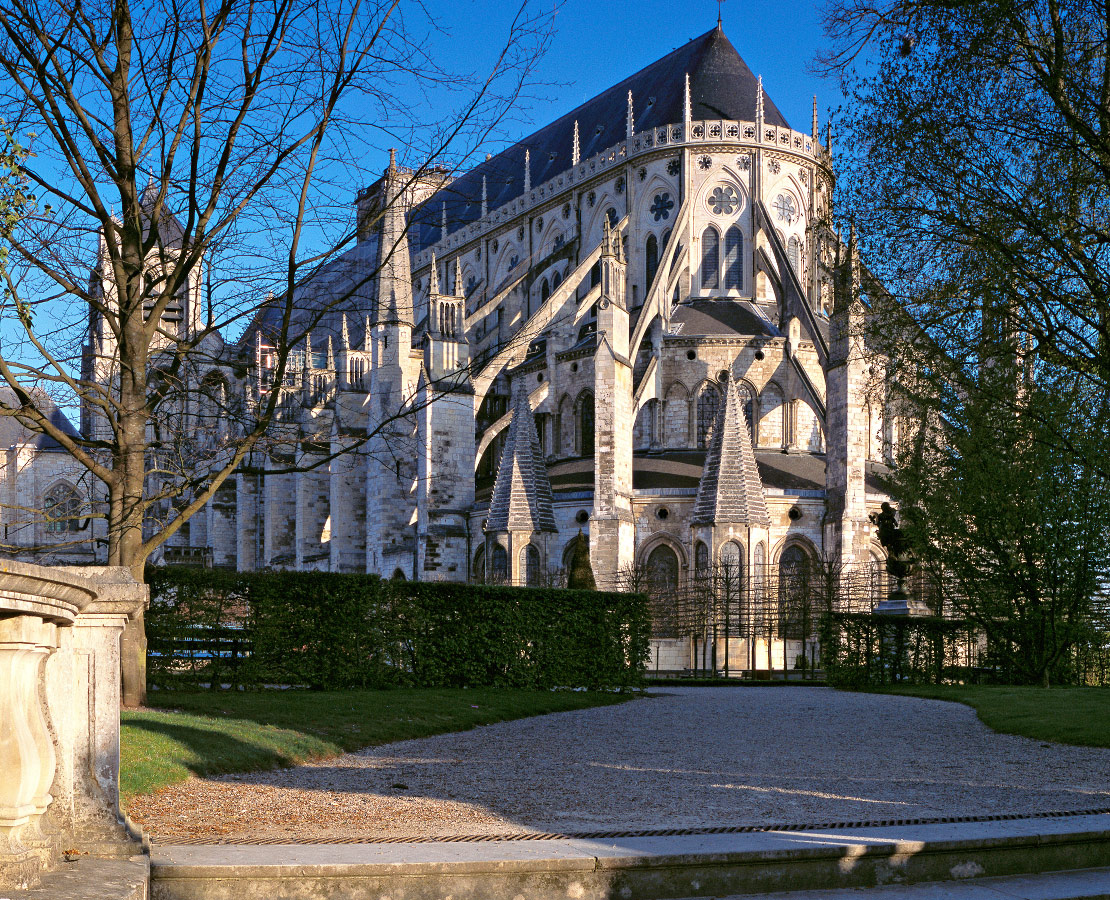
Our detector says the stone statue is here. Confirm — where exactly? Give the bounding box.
[870,502,913,588]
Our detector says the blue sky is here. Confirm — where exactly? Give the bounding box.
[405,0,840,170]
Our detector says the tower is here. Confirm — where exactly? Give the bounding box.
[591,219,635,584]
[365,151,419,578]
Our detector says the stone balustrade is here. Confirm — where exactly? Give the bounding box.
[0,562,147,891]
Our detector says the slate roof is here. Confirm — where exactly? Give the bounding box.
[670,299,778,337]
[692,375,771,526]
[0,388,82,451]
[485,392,557,533]
[412,26,788,251]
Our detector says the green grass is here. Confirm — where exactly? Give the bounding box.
[121,688,633,805]
[863,684,1110,748]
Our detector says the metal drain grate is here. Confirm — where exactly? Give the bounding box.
[156,806,1110,846]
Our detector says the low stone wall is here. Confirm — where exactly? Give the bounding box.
[0,562,148,891]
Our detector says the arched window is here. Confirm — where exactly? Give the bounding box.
[391,568,407,581]
[521,544,542,586]
[701,227,720,290]
[753,542,767,624]
[719,540,743,577]
[724,226,743,290]
[551,270,563,290]
[778,545,810,639]
[577,391,595,456]
[696,384,721,450]
[787,236,803,276]
[694,541,709,579]
[540,278,550,303]
[605,207,618,228]
[44,484,81,533]
[589,261,601,289]
[646,544,680,595]
[736,382,756,442]
[645,234,659,291]
[491,543,508,582]
[472,546,486,583]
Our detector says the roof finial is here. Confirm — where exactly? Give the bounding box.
[440,201,447,240]
[571,120,580,166]
[326,335,336,372]
[756,75,765,128]
[453,257,464,298]
[626,90,634,138]
[812,96,820,142]
[826,117,834,156]
[717,0,724,29]
[481,174,488,218]
[523,148,531,193]
[429,251,439,296]
[683,73,692,125]
[340,313,350,349]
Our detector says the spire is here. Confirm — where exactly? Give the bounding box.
[481,174,488,218]
[372,157,413,326]
[364,314,372,349]
[691,375,770,527]
[326,335,336,372]
[429,251,439,296]
[756,75,765,128]
[826,118,834,156]
[572,120,580,166]
[601,214,622,261]
[683,73,692,125]
[453,257,465,298]
[440,201,447,241]
[523,148,531,193]
[812,96,820,142]
[340,313,350,350]
[626,90,634,138]
[485,391,557,534]
[304,330,313,364]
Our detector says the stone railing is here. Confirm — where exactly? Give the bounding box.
[0,562,148,891]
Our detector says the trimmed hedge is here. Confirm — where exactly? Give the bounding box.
[146,568,650,691]
[819,611,978,687]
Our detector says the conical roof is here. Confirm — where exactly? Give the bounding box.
[413,27,788,251]
[485,392,557,533]
[692,375,771,526]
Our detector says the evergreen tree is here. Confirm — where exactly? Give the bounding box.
[566,530,596,591]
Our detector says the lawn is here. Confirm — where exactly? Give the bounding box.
[866,684,1110,749]
[121,687,633,805]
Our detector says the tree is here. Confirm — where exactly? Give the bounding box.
[818,0,1110,683]
[0,0,550,577]
[565,530,596,591]
[819,0,1110,441]
[893,360,1110,685]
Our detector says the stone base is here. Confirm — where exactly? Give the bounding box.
[3,854,148,900]
[874,591,931,616]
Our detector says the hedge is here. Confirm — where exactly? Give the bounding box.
[146,568,650,691]
[819,611,979,687]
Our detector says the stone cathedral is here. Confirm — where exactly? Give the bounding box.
[12,25,900,669]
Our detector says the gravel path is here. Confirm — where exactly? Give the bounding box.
[128,687,1110,843]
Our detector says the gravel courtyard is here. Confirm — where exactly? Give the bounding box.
[128,687,1110,843]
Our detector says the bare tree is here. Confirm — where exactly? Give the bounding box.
[0,0,552,577]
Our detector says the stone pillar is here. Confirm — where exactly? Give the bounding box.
[0,562,144,892]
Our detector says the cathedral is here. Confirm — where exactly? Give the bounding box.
[10,24,900,670]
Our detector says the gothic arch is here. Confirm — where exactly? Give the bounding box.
[583,192,617,248]
[575,389,595,456]
[520,543,542,586]
[700,224,721,291]
[695,379,722,450]
[556,393,573,456]
[758,381,786,448]
[771,534,819,567]
[663,381,690,448]
[43,480,81,534]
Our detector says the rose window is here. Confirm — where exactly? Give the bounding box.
[707,185,740,215]
[650,192,674,222]
[773,193,797,223]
